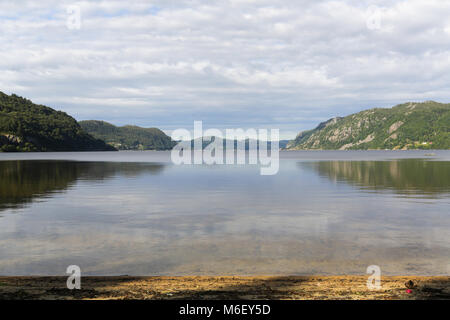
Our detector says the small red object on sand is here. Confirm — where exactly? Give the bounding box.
[406,289,412,294]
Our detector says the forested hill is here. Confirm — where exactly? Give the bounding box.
[80,120,175,150]
[0,92,116,152]
[286,101,450,150]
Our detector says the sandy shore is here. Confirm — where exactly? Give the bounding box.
[0,276,449,300]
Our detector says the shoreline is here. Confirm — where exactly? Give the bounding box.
[1,276,448,300]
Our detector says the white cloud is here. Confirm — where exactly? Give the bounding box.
[1,0,450,139]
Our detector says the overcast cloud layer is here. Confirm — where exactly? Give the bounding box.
[1,0,450,138]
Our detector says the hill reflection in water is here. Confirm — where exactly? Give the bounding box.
[0,154,449,275]
[0,161,166,211]
[300,159,450,197]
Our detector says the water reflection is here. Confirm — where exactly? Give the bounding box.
[0,161,165,211]
[0,155,449,276]
[300,159,450,196]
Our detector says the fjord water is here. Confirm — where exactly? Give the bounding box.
[0,151,449,276]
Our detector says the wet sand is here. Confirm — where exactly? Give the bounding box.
[0,276,448,300]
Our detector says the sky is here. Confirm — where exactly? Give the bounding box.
[1,0,450,139]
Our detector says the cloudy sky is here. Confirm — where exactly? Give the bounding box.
[1,0,450,139]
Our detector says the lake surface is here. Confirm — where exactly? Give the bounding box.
[0,150,449,276]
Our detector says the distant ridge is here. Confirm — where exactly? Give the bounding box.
[80,120,175,150]
[187,136,290,150]
[0,91,115,152]
[286,101,450,150]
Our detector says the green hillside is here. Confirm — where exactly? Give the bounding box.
[80,120,175,150]
[0,92,116,152]
[286,101,450,150]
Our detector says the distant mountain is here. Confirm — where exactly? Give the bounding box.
[0,91,115,152]
[187,137,288,150]
[286,101,450,150]
[80,120,175,150]
[279,140,290,149]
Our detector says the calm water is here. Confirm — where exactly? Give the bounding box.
[0,151,449,276]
